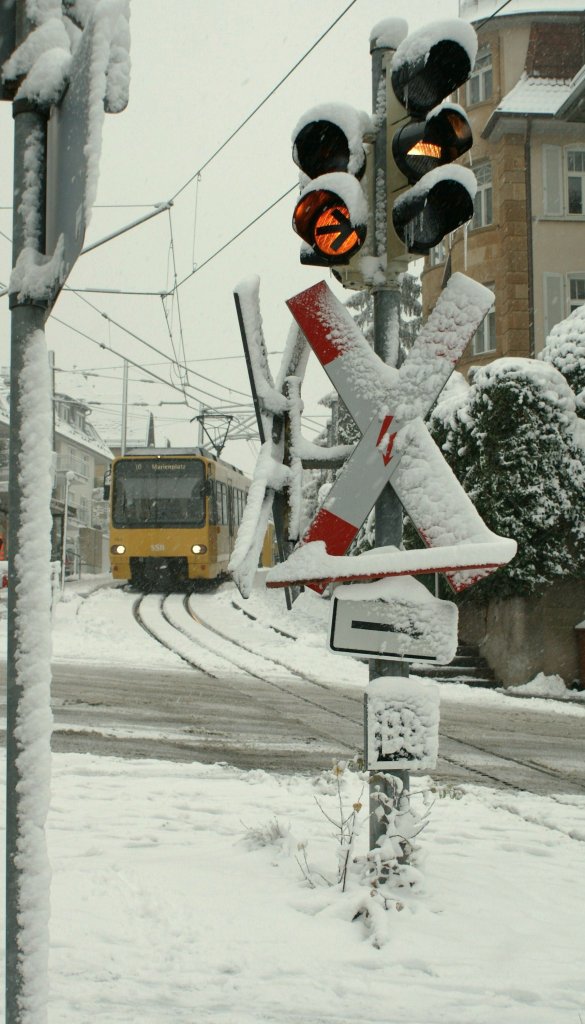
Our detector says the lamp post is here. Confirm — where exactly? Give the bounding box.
[60,469,75,592]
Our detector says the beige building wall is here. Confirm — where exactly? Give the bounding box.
[422,9,585,376]
[531,122,585,350]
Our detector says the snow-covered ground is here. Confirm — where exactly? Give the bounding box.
[2,575,585,1022]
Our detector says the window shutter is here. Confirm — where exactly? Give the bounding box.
[543,146,562,216]
[543,273,564,338]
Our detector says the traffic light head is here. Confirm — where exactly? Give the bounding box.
[292,103,372,267]
[388,20,478,259]
[391,29,476,117]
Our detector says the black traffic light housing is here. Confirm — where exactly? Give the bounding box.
[292,103,372,268]
[388,21,478,258]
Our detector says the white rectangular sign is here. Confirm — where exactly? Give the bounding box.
[328,578,458,663]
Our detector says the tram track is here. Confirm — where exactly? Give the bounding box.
[132,593,362,746]
[131,589,585,806]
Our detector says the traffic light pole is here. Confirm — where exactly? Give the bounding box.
[6,4,53,1020]
[368,37,410,854]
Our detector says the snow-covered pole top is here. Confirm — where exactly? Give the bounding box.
[2,0,130,110]
[370,18,408,52]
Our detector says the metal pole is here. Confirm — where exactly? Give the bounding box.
[60,471,74,592]
[121,358,128,455]
[6,4,52,1019]
[368,36,410,854]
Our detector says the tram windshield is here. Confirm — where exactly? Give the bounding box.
[112,458,206,528]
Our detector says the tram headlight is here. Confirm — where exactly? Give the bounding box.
[111,544,126,555]
[191,544,207,555]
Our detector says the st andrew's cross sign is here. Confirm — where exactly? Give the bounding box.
[265,276,516,592]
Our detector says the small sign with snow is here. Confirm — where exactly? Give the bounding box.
[328,577,458,663]
[365,676,440,772]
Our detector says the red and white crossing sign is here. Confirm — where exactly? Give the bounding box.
[265,275,516,592]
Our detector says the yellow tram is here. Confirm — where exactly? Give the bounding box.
[108,448,252,589]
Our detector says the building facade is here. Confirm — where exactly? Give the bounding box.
[422,1,585,376]
[0,381,113,575]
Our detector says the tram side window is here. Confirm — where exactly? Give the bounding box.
[214,481,229,525]
[209,480,218,524]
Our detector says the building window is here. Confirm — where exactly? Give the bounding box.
[567,150,585,215]
[569,275,585,312]
[471,163,493,229]
[543,272,585,337]
[472,287,496,355]
[429,240,447,266]
[543,146,585,217]
[466,47,493,105]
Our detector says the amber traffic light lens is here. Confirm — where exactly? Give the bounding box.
[393,108,472,183]
[293,189,366,261]
[313,205,364,257]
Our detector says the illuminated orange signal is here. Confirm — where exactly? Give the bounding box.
[293,188,366,265]
[408,141,442,158]
[313,204,363,257]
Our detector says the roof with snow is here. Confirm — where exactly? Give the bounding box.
[460,0,585,20]
[493,75,574,117]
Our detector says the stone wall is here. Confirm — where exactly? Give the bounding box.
[458,580,585,687]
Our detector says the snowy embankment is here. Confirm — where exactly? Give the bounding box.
[1,575,585,1021]
[0,754,582,1024]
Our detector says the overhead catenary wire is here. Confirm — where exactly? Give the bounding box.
[477,0,514,28]
[168,0,360,205]
[51,310,323,437]
[51,326,324,438]
[51,312,239,409]
[5,4,361,451]
[69,290,253,402]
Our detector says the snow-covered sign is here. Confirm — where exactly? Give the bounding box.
[366,675,440,771]
[229,277,309,598]
[329,576,457,663]
[44,0,130,295]
[265,276,517,593]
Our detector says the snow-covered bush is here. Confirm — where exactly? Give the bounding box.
[429,357,585,600]
[539,305,585,418]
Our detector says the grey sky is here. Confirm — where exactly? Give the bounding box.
[1,0,460,469]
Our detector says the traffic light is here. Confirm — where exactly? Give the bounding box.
[387,20,478,258]
[291,103,373,267]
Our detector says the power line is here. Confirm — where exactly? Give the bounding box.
[477,0,514,28]
[174,183,296,290]
[169,0,360,204]
[50,312,240,408]
[68,291,252,401]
